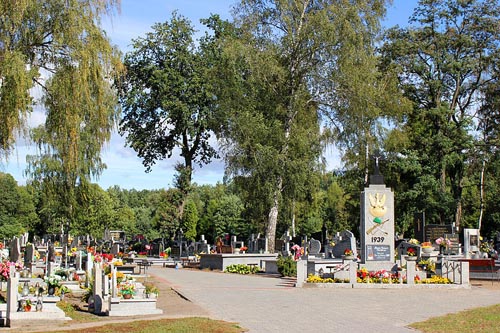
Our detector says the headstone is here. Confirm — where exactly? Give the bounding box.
[443,233,460,255]
[330,231,357,258]
[360,156,395,271]
[21,232,29,247]
[111,243,120,256]
[424,224,453,243]
[309,238,321,255]
[9,237,20,263]
[464,228,480,256]
[48,243,55,263]
[70,237,79,249]
[257,238,267,253]
[24,243,34,268]
[284,230,292,255]
[413,212,425,243]
[397,241,421,264]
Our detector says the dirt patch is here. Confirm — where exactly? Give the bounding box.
[5,274,209,333]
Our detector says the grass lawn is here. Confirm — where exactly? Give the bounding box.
[47,317,246,333]
[409,304,500,333]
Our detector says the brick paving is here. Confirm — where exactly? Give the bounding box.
[149,266,500,333]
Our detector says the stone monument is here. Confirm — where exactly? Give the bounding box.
[360,151,396,271]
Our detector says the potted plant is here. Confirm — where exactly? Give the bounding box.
[421,242,433,254]
[144,282,159,298]
[120,282,136,299]
[343,249,355,260]
[44,274,62,296]
[405,248,417,261]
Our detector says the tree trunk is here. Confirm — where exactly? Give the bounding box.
[478,160,485,231]
[266,176,283,253]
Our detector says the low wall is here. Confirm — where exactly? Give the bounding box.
[200,254,278,271]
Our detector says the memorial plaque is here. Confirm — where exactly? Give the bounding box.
[424,224,452,243]
[366,244,391,261]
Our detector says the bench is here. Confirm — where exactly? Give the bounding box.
[137,260,152,274]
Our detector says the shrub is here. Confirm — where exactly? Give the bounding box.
[277,255,296,277]
[225,264,260,274]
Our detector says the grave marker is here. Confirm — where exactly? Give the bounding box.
[9,237,20,263]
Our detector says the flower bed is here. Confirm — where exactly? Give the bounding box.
[306,267,452,285]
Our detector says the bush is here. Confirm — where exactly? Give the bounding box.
[277,255,296,277]
[225,264,260,274]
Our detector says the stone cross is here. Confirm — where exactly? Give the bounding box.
[284,230,292,255]
[370,149,385,185]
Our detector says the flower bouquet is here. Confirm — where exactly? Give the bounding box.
[343,249,355,259]
[239,246,248,253]
[44,274,62,288]
[120,281,136,299]
[405,247,418,261]
[291,244,304,261]
[421,241,433,253]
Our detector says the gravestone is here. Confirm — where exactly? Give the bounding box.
[309,238,321,255]
[360,152,396,271]
[48,243,55,263]
[24,243,34,268]
[443,233,460,255]
[413,212,425,243]
[283,230,292,255]
[248,234,258,253]
[424,224,453,243]
[330,231,357,258]
[111,243,120,256]
[397,241,421,264]
[464,228,480,256]
[257,238,267,253]
[70,237,79,249]
[9,237,20,263]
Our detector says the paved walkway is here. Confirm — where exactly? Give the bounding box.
[149,267,500,333]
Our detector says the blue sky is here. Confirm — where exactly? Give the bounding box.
[2,0,418,190]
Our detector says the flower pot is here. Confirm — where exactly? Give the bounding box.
[421,247,433,254]
[343,255,355,260]
[123,293,132,299]
[48,286,56,296]
[405,256,417,261]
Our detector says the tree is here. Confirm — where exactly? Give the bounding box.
[0,173,38,239]
[220,0,390,252]
[381,0,500,229]
[0,0,122,156]
[0,0,122,235]
[118,12,221,210]
[181,199,198,241]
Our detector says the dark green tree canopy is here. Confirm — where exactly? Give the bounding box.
[118,12,221,188]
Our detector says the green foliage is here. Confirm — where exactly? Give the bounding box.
[224,264,260,275]
[380,0,500,230]
[182,200,198,241]
[118,12,221,185]
[0,173,36,238]
[276,255,297,277]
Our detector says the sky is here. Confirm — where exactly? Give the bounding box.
[1,0,418,191]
